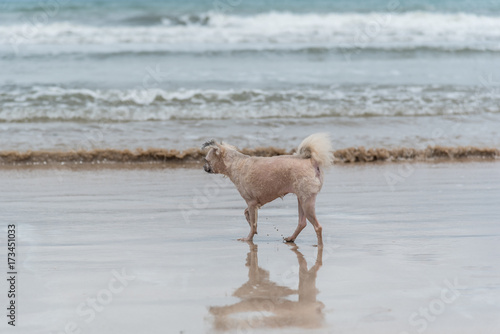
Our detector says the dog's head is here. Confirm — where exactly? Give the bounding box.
[201,139,235,175]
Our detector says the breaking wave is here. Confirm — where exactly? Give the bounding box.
[2,11,500,51]
[1,146,498,167]
[1,85,499,122]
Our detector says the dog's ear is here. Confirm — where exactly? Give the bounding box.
[201,139,223,157]
[201,139,217,150]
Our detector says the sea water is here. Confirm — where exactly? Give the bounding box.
[1,0,500,153]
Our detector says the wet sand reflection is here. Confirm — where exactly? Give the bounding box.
[209,242,324,331]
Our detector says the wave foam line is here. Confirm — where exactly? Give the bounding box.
[0,146,498,167]
[2,86,499,121]
[2,12,500,47]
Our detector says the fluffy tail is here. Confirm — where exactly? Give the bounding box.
[295,133,333,168]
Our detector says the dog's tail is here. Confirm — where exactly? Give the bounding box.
[295,133,333,168]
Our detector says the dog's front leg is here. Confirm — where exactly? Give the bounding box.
[284,198,307,243]
[238,204,258,241]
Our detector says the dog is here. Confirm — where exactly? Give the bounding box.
[202,133,332,245]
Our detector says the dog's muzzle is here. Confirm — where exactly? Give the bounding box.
[204,164,213,173]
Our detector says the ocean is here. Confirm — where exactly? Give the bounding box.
[1,0,500,159]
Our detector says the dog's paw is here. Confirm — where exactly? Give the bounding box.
[283,236,295,243]
[237,237,252,242]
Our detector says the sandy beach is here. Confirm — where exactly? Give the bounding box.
[1,162,498,334]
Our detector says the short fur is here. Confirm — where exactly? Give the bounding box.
[203,133,332,245]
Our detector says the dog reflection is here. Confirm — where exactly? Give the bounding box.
[209,242,324,330]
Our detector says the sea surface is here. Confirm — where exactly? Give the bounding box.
[1,0,500,155]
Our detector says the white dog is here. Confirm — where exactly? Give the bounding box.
[202,133,332,245]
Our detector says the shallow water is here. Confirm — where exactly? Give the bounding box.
[1,163,499,333]
[1,115,500,155]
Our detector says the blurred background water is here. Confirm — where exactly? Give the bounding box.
[1,0,500,151]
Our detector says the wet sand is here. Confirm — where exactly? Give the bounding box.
[0,162,499,334]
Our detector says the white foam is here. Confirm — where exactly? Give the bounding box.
[0,85,499,122]
[1,11,500,50]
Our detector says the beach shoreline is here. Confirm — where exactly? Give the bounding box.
[2,0,500,332]
[0,145,498,169]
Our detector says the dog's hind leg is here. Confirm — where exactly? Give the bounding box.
[302,195,323,246]
[284,198,307,243]
[244,208,251,227]
[238,204,258,242]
